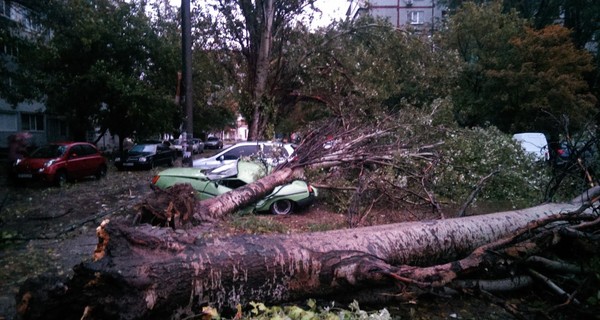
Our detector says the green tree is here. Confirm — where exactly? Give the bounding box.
[0,0,43,106]
[25,0,180,149]
[444,1,596,135]
[287,16,458,129]
[201,0,319,140]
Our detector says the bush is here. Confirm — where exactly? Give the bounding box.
[432,126,552,208]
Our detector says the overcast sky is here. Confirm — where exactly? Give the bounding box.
[167,0,348,28]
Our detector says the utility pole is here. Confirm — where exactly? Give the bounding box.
[181,0,193,166]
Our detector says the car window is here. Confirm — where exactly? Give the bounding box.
[143,145,157,153]
[218,179,246,189]
[222,145,259,160]
[70,145,83,156]
[79,144,97,156]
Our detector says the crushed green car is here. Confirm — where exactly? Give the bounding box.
[151,160,318,215]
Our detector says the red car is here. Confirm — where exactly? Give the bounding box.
[13,142,108,186]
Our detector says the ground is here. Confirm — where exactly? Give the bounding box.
[0,152,575,320]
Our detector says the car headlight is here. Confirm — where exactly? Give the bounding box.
[139,157,147,162]
[114,157,121,162]
[14,158,22,166]
[44,159,56,168]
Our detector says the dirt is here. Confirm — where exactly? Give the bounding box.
[0,155,522,320]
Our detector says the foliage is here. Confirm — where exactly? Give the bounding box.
[190,49,238,135]
[199,0,319,139]
[440,0,600,50]
[0,1,41,105]
[20,0,180,145]
[443,1,597,137]
[232,300,391,320]
[432,126,552,207]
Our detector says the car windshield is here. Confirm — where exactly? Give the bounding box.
[207,137,218,141]
[130,144,156,153]
[30,145,67,158]
[205,162,237,180]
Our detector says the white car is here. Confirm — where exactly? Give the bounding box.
[173,139,204,155]
[193,141,296,170]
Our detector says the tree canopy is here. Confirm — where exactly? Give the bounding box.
[443,1,597,137]
[20,0,180,145]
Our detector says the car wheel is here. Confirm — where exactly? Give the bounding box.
[96,165,107,179]
[168,157,174,167]
[55,171,67,187]
[270,199,294,215]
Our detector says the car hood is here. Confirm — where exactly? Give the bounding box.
[157,168,208,180]
[128,151,154,156]
[16,157,57,169]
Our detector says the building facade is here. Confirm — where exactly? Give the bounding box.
[352,0,446,33]
[1,0,70,151]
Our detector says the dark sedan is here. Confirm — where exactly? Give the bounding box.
[114,143,176,170]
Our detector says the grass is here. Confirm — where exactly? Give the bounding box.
[230,214,289,234]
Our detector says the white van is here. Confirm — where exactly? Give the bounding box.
[512,132,549,161]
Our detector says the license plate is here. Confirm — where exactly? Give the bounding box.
[18,173,33,178]
[123,163,134,166]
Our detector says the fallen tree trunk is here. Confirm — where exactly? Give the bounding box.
[16,188,600,319]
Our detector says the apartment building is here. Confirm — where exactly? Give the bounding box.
[350,0,446,33]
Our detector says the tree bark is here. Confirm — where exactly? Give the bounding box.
[16,187,600,320]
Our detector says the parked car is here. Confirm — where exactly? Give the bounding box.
[13,142,108,186]
[141,139,174,149]
[151,160,317,214]
[192,141,296,170]
[190,139,205,154]
[512,132,549,162]
[114,143,177,170]
[553,139,597,167]
[205,136,223,149]
[172,138,204,155]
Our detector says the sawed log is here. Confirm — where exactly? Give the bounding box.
[16,187,600,320]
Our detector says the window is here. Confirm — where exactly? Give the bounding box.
[222,145,259,160]
[409,11,424,25]
[79,144,98,156]
[0,0,8,18]
[21,114,44,131]
[0,113,18,131]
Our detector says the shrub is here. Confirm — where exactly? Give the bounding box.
[432,126,552,208]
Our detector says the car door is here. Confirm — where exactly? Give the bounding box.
[78,144,101,177]
[66,144,89,179]
[158,144,173,165]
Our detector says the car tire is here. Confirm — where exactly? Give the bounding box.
[270,199,294,215]
[168,157,174,167]
[96,165,107,179]
[55,171,67,187]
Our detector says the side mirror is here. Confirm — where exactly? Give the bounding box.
[217,155,224,161]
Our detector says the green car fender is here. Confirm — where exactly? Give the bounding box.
[254,180,313,212]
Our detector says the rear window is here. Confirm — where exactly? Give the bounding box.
[264,145,289,157]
